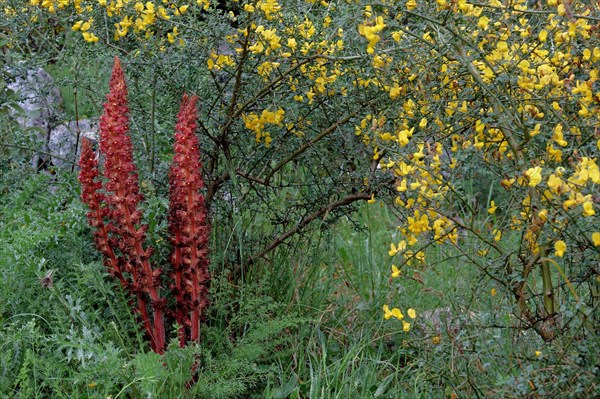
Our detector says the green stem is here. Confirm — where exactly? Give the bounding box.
[149,71,157,176]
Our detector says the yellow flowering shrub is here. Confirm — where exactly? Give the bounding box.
[352,0,599,340]
[16,0,599,343]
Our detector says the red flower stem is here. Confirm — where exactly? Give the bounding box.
[171,226,186,347]
[135,292,155,351]
[79,140,157,351]
[78,138,157,349]
[99,57,166,353]
[78,139,125,285]
[169,94,210,344]
[108,123,167,354]
[187,164,201,343]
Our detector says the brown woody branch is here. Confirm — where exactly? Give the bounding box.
[263,110,362,184]
[229,192,371,278]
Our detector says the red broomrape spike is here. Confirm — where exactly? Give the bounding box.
[78,137,128,289]
[169,94,211,346]
[79,58,211,354]
[80,57,167,353]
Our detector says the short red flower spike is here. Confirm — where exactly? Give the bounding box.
[78,137,127,288]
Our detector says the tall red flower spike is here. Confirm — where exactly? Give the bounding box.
[95,57,166,353]
[169,94,211,346]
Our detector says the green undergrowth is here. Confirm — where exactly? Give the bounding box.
[0,170,304,398]
[0,169,597,398]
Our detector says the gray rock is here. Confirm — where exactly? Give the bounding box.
[49,119,98,168]
[6,66,62,168]
[415,306,463,336]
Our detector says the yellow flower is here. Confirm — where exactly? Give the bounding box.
[368,194,376,204]
[501,178,515,189]
[80,20,91,32]
[525,166,542,187]
[554,240,566,257]
[491,288,497,296]
[167,26,178,44]
[257,61,280,77]
[392,31,403,42]
[248,41,264,54]
[563,198,577,211]
[175,5,188,15]
[358,16,386,53]
[431,335,441,344]
[258,0,282,20]
[407,210,429,234]
[478,16,489,30]
[553,125,568,147]
[383,305,403,320]
[497,41,509,53]
[582,202,595,216]
[493,229,502,242]
[547,174,562,193]
[488,200,497,214]
[389,84,401,100]
[388,241,406,256]
[396,179,407,192]
[475,120,485,134]
[402,320,411,332]
[535,351,542,357]
[391,265,401,278]
[397,128,414,147]
[407,308,416,319]
[546,143,562,162]
[287,37,297,51]
[592,232,600,247]
[82,32,99,43]
[406,0,417,11]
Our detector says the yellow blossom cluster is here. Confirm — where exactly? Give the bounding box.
[248,25,282,55]
[358,8,385,54]
[244,0,282,21]
[29,0,84,13]
[29,0,193,43]
[71,17,98,43]
[242,108,285,147]
[207,51,235,71]
[383,305,416,332]
[353,0,599,322]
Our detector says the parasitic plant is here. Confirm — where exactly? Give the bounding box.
[168,94,211,347]
[78,57,210,353]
